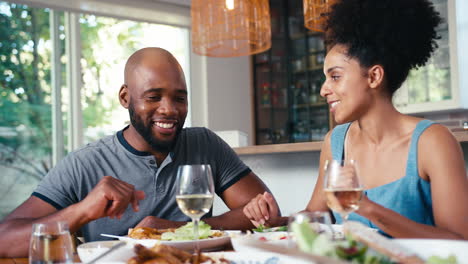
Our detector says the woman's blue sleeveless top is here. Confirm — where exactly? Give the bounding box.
[330,120,435,237]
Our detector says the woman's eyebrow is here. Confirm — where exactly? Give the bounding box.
[326,66,344,74]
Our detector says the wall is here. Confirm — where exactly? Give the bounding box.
[190,53,254,145]
[213,151,320,217]
[213,142,468,216]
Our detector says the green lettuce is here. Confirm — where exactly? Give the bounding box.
[161,221,212,241]
[290,221,392,263]
[427,255,458,264]
[252,224,288,232]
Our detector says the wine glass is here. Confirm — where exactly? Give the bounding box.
[175,164,215,250]
[29,221,75,264]
[323,159,363,223]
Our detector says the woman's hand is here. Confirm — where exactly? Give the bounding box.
[355,193,373,216]
[243,192,279,227]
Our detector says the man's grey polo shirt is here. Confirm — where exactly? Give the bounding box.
[32,127,251,242]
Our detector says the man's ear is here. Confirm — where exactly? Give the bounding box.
[119,84,129,108]
[367,65,384,89]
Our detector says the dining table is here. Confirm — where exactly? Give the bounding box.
[0,254,81,264]
[0,243,233,264]
[0,258,26,264]
[3,232,463,264]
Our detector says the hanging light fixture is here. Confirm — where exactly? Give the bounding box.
[191,0,271,57]
[303,0,336,32]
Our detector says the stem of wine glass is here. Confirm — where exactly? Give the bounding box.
[193,217,200,252]
[342,213,349,222]
[333,213,349,240]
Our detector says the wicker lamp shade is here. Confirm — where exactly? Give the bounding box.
[191,0,271,57]
[303,0,336,32]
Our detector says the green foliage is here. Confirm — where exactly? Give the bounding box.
[0,3,52,178]
[0,3,128,179]
[161,221,213,241]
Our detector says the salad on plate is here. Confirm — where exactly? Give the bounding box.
[123,222,230,251]
[290,220,460,264]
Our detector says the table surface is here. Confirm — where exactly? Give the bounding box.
[0,243,233,264]
[0,258,27,264]
[0,255,81,264]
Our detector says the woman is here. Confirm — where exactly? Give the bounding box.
[243,0,468,239]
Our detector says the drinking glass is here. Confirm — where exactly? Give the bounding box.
[29,221,74,264]
[323,159,363,222]
[175,164,215,250]
[288,211,334,248]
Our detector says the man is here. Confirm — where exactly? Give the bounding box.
[0,47,273,257]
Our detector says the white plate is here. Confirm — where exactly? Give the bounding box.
[116,231,231,252]
[204,251,312,264]
[251,231,289,241]
[77,240,134,263]
[394,239,468,261]
[78,242,312,264]
[229,231,290,252]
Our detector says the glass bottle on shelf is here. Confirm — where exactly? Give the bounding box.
[253,0,330,145]
[261,82,271,107]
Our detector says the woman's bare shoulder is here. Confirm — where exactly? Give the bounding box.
[418,123,465,179]
[420,123,457,145]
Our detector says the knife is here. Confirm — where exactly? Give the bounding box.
[100,233,129,240]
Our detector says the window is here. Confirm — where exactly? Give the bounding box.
[403,0,450,104]
[0,3,59,218]
[0,1,190,218]
[79,14,190,143]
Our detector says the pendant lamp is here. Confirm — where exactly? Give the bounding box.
[303,0,336,32]
[191,0,271,57]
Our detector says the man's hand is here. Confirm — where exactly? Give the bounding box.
[78,176,145,221]
[243,192,279,227]
[135,216,185,229]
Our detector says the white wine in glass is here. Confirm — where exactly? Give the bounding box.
[176,194,214,219]
[175,164,214,250]
[323,159,363,222]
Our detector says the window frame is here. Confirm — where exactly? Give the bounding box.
[3,0,192,164]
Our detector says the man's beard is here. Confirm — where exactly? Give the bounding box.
[129,102,181,153]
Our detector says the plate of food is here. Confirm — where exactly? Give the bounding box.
[77,240,134,263]
[80,241,312,264]
[103,221,231,252]
[229,231,290,252]
[204,251,311,264]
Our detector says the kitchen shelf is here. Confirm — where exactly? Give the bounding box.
[235,131,468,155]
[292,103,327,109]
[235,141,323,155]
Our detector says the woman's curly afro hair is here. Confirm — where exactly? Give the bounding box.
[325,0,441,96]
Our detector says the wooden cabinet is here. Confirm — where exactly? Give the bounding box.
[253,0,330,145]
